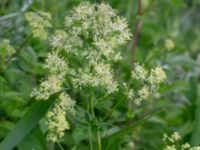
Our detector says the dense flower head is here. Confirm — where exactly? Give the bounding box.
[62,1,132,61]
[31,75,63,100]
[46,93,75,142]
[131,64,148,81]
[44,51,68,76]
[25,11,52,39]
[149,66,167,85]
[164,39,175,51]
[129,63,167,105]
[73,62,118,94]
[162,132,200,150]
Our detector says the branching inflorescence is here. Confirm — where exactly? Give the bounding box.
[163,132,200,150]
[28,2,166,143]
[126,63,167,105]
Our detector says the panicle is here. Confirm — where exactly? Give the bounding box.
[25,11,52,39]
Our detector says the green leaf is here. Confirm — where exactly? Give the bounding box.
[17,127,48,150]
[72,126,88,145]
[0,93,58,150]
[102,109,163,149]
[172,0,185,7]
[190,82,200,145]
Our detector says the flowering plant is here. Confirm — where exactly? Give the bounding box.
[26,2,167,146]
[2,1,199,150]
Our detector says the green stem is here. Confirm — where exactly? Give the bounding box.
[97,131,102,150]
[56,142,64,150]
[89,126,94,150]
[90,94,95,117]
[103,96,125,121]
[89,93,102,150]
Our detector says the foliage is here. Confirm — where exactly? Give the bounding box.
[0,0,200,150]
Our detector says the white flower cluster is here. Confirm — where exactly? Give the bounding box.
[73,62,118,93]
[163,132,200,150]
[31,51,67,100]
[127,63,167,105]
[46,93,75,142]
[50,2,131,93]
[163,132,181,144]
[164,39,175,51]
[31,50,75,142]
[25,11,52,39]
[31,2,131,142]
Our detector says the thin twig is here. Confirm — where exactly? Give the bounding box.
[131,0,143,66]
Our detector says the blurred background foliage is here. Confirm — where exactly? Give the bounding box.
[0,0,200,149]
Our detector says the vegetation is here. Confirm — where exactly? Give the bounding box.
[0,0,200,150]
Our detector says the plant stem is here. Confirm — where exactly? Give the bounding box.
[56,142,64,150]
[89,126,94,150]
[89,93,102,150]
[90,94,95,117]
[5,33,33,65]
[131,0,143,66]
[103,96,124,121]
[0,33,33,74]
[97,131,102,150]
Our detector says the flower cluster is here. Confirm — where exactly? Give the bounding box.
[31,2,131,142]
[127,63,167,105]
[25,11,52,39]
[163,132,200,150]
[31,51,67,100]
[164,39,175,51]
[46,93,75,142]
[50,2,131,93]
[73,62,118,94]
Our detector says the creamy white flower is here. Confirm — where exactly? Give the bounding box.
[127,89,134,100]
[46,93,75,142]
[138,85,150,100]
[164,145,177,150]
[164,39,175,51]
[25,11,52,39]
[31,75,63,100]
[44,51,68,76]
[182,143,190,149]
[131,64,148,81]
[149,66,167,85]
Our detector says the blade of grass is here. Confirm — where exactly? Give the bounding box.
[190,77,200,145]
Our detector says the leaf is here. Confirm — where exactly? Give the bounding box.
[190,81,200,145]
[0,92,59,150]
[72,126,88,145]
[172,0,185,7]
[102,109,163,150]
[17,127,48,150]
[102,109,162,140]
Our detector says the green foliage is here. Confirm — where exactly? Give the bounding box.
[0,0,200,150]
[0,92,58,150]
